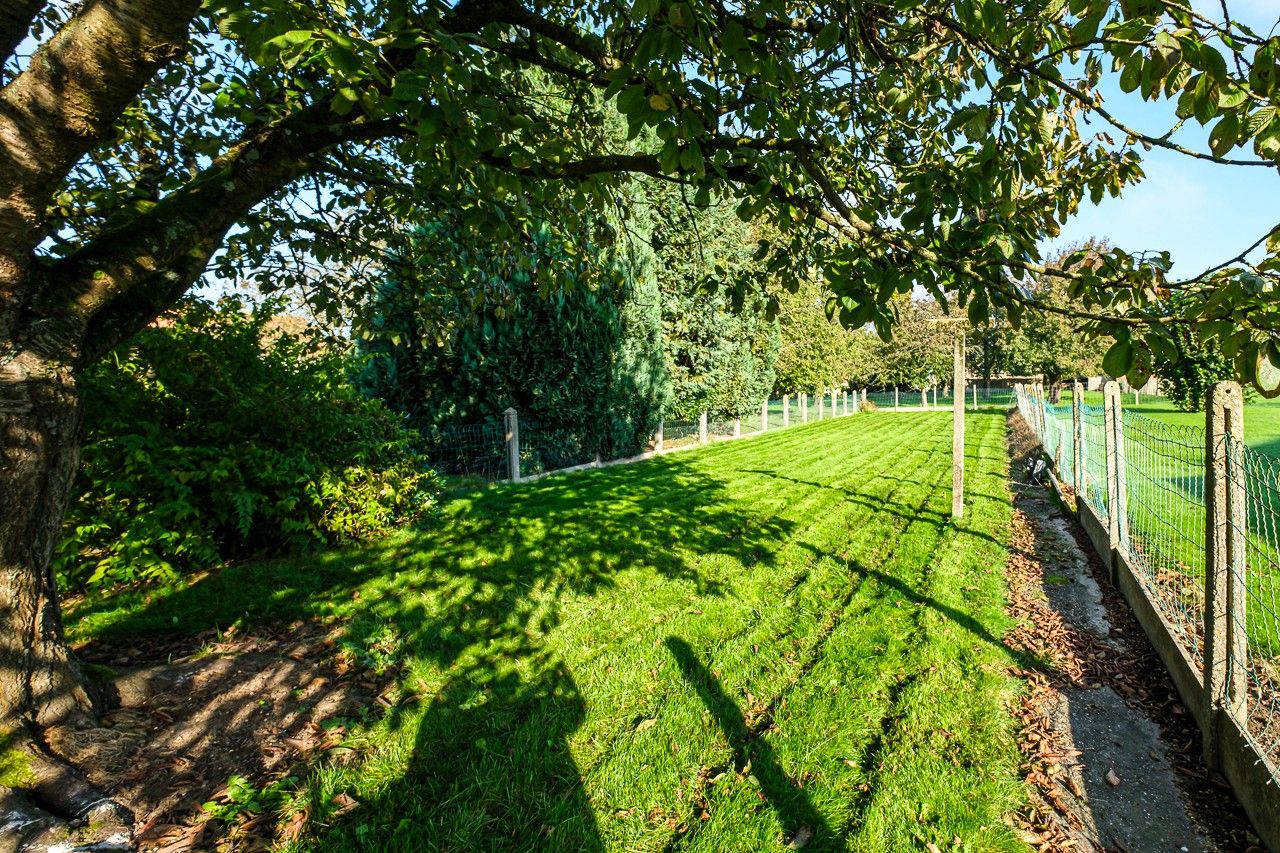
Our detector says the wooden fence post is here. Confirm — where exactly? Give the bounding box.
[503,407,521,483]
[1204,381,1248,768]
[952,333,965,518]
[921,387,927,409]
[784,395,790,427]
[1072,381,1085,498]
[699,411,708,445]
[656,420,664,454]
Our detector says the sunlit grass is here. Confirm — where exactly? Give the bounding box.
[68,412,1026,852]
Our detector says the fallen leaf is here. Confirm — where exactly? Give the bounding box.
[636,717,658,732]
[1105,769,1121,787]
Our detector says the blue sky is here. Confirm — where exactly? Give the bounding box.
[1046,1,1280,277]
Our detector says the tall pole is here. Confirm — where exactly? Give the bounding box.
[952,333,965,518]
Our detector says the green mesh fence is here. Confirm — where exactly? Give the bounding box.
[1017,383,1280,779]
[1082,404,1109,523]
[1118,411,1208,670]
[1231,435,1280,769]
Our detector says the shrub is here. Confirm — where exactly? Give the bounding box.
[57,298,440,591]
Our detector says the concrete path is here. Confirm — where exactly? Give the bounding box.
[1011,428,1216,853]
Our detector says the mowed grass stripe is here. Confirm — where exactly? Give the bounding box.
[679,417,1013,852]
[672,436,959,851]
[66,413,1024,852]
[584,422,956,848]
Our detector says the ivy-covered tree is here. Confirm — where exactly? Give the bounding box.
[5,0,1280,836]
[1151,292,1236,411]
[359,215,669,465]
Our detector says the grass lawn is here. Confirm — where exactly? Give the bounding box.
[69,412,1028,852]
[1073,390,1280,456]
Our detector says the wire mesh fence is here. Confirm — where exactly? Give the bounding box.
[1120,411,1208,670]
[1081,404,1109,524]
[1233,437,1280,770]
[430,421,509,482]
[1018,380,1280,820]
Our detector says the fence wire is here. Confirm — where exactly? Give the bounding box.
[1119,411,1208,669]
[1019,383,1280,793]
[1232,436,1280,769]
[1082,404,1109,523]
[431,421,509,482]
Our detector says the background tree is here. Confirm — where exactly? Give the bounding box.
[647,186,779,420]
[868,298,955,392]
[5,0,1280,834]
[1151,292,1237,412]
[772,275,873,396]
[359,214,669,467]
[998,243,1105,401]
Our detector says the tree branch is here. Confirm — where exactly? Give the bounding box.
[0,0,44,71]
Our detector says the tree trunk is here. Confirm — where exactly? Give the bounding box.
[0,349,95,732]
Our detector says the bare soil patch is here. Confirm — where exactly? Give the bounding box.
[58,621,396,851]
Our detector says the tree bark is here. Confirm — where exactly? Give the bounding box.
[0,348,94,732]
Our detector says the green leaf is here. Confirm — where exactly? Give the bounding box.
[1258,346,1280,398]
[1102,339,1135,377]
[1208,113,1240,158]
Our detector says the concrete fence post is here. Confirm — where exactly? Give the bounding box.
[761,400,768,432]
[972,383,978,410]
[1204,381,1248,768]
[699,411,708,445]
[952,333,965,518]
[733,417,741,438]
[1072,381,1085,498]
[931,387,937,410]
[818,390,825,420]
[1102,381,1130,573]
[894,387,899,411]
[861,387,867,409]
[920,387,927,409]
[503,407,521,483]
[801,393,808,423]
[783,395,790,427]
[656,420,664,454]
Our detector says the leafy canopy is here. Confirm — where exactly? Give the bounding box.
[20,0,1280,389]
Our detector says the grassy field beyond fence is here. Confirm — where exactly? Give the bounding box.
[70,413,1028,852]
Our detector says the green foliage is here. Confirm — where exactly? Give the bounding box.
[1153,303,1237,412]
[867,298,955,390]
[202,774,298,823]
[359,213,670,466]
[646,185,780,419]
[57,299,439,591]
[772,276,875,394]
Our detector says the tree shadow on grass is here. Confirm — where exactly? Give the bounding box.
[664,636,835,849]
[68,453,796,850]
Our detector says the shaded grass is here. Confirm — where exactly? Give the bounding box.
[68,413,1026,851]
